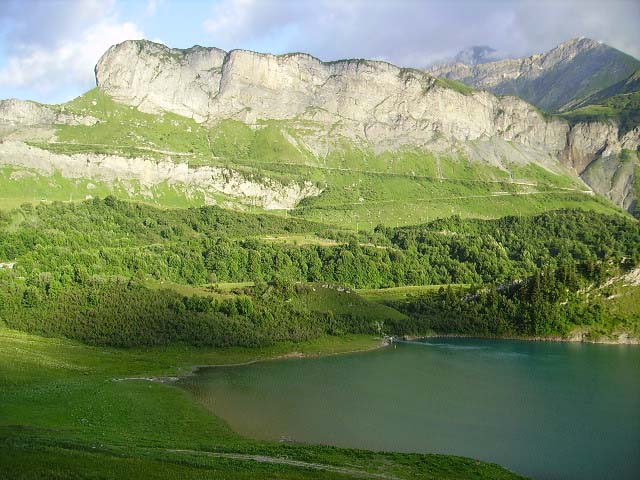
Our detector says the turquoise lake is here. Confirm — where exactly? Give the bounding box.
[179,338,640,480]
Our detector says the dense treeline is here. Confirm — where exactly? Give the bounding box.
[0,278,381,347]
[1,199,638,289]
[0,198,638,346]
[387,262,636,338]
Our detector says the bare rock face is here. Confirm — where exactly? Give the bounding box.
[95,41,227,122]
[0,99,97,127]
[96,41,572,155]
[572,125,640,212]
[80,40,640,214]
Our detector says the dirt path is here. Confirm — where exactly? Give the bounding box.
[165,448,402,479]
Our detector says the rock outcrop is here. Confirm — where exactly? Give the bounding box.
[0,141,320,210]
[96,41,226,122]
[0,99,97,127]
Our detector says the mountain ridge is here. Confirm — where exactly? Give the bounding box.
[429,37,640,112]
[0,38,638,223]
[93,39,640,216]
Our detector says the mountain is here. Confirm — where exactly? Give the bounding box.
[0,39,638,226]
[429,37,640,112]
[452,45,501,66]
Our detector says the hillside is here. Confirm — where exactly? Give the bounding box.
[0,40,638,224]
[1,199,638,346]
[559,70,640,136]
[1,35,639,478]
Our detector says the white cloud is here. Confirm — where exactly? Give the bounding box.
[0,20,143,94]
[203,0,259,46]
[145,0,162,17]
[0,0,144,102]
[200,0,640,66]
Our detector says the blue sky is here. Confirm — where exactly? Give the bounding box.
[1,0,639,104]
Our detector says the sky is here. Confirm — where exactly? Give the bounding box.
[1,0,638,104]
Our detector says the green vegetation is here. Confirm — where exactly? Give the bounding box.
[559,90,640,134]
[1,199,638,348]
[359,284,468,303]
[384,263,640,340]
[561,97,638,130]
[55,88,213,161]
[435,77,476,95]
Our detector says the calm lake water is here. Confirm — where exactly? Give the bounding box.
[179,338,640,480]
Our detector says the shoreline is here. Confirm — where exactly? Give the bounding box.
[142,336,392,383]
[119,330,640,384]
[399,332,640,345]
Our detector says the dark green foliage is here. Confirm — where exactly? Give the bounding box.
[388,262,623,338]
[2,199,638,288]
[0,279,381,347]
[1,198,638,347]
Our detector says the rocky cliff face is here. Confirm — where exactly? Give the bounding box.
[96,41,226,122]
[0,141,320,210]
[93,40,639,214]
[429,38,640,112]
[97,40,572,154]
[0,99,97,127]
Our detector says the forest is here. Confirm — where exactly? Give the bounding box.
[0,197,638,346]
[386,262,637,338]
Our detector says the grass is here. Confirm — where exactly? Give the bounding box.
[559,90,640,134]
[291,189,623,230]
[144,278,409,324]
[55,89,213,162]
[358,284,469,303]
[0,327,527,479]
[0,166,212,210]
[435,77,476,95]
[292,284,408,323]
[588,270,640,339]
[260,233,339,246]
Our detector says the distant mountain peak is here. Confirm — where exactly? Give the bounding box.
[556,37,601,49]
[453,45,500,66]
[428,37,639,112]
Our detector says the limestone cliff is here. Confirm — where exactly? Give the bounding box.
[92,40,639,214]
[96,40,569,155]
[0,99,97,127]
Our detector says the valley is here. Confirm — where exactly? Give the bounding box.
[1,28,639,480]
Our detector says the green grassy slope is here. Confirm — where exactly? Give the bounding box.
[557,69,640,134]
[559,90,640,134]
[569,69,640,108]
[1,88,621,228]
